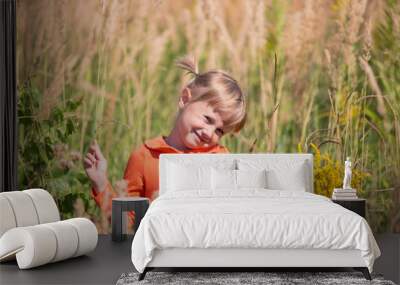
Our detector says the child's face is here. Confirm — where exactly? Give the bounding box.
[177,100,225,150]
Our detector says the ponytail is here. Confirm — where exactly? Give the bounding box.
[176,56,199,77]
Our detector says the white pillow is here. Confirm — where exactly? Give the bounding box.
[211,168,268,190]
[237,159,308,191]
[236,169,267,189]
[266,168,306,191]
[212,168,237,190]
[167,162,212,191]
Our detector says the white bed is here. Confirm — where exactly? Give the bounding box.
[131,154,380,280]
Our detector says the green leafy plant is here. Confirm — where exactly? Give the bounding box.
[17,81,96,220]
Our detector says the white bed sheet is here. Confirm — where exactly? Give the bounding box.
[131,190,380,273]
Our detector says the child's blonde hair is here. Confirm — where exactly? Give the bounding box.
[176,57,246,134]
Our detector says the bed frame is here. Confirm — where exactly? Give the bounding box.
[138,154,372,280]
[139,248,370,280]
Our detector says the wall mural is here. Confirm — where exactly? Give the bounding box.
[17,0,400,233]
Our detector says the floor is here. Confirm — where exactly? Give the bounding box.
[0,234,399,285]
[374,234,400,284]
[0,235,134,285]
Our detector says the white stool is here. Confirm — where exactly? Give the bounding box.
[0,189,98,269]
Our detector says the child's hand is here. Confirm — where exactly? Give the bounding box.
[83,140,108,193]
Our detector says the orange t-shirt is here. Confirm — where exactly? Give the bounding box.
[92,136,229,216]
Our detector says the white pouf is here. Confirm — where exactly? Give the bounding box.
[0,189,98,269]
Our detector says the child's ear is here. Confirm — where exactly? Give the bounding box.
[178,88,192,109]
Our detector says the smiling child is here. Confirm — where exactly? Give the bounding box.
[83,56,247,218]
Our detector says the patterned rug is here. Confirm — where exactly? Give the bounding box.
[116,271,396,285]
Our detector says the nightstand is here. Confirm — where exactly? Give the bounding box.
[332,198,366,218]
[112,197,149,242]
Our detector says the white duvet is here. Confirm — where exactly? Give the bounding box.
[131,190,380,273]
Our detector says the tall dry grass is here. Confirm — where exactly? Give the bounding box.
[16,0,400,233]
